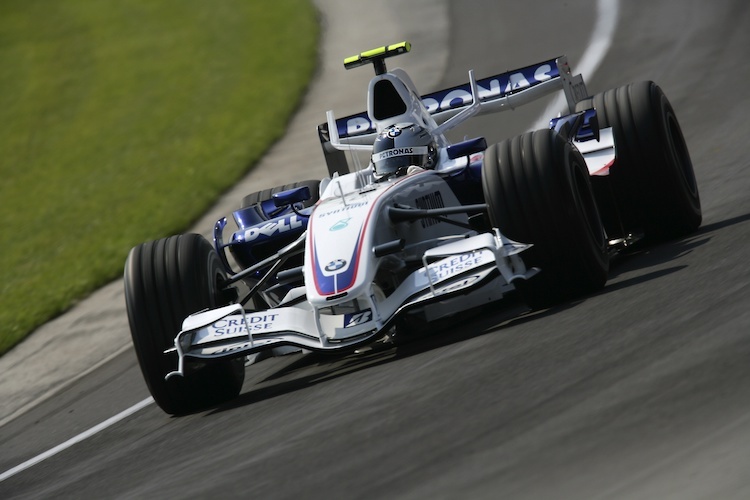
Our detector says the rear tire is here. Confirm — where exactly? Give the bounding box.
[576,81,701,240]
[483,129,608,309]
[124,234,245,415]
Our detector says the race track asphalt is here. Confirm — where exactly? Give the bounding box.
[2,0,750,498]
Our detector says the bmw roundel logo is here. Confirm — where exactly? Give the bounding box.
[387,127,401,138]
[325,259,347,272]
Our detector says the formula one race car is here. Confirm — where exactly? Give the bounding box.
[124,42,701,415]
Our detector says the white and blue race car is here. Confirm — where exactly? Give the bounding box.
[124,42,701,415]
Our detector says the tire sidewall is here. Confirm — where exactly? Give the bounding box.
[658,92,700,205]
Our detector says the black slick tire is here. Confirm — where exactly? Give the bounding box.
[124,234,245,415]
[576,81,701,240]
[483,129,609,309]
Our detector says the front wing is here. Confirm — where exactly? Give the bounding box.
[165,232,535,379]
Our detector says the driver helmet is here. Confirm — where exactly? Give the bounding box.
[371,123,437,181]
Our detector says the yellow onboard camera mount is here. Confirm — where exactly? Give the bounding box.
[343,41,411,75]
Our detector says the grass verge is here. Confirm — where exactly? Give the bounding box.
[0,0,319,355]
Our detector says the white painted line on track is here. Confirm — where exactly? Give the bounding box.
[0,397,154,483]
[0,343,134,429]
[530,0,620,131]
[0,0,621,486]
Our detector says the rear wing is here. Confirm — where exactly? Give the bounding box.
[318,55,589,176]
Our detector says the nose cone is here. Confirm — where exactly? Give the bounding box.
[304,192,375,305]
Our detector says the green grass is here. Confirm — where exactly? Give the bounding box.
[0,0,319,355]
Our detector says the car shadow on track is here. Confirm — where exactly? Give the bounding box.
[207,296,587,416]
[207,218,735,416]
[605,208,750,281]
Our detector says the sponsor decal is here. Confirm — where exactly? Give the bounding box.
[344,310,372,328]
[211,314,279,336]
[243,215,303,242]
[317,201,369,218]
[414,190,445,228]
[337,61,558,138]
[312,209,366,294]
[427,251,485,283]
[329,218,351,231]
[372,146,428,163]
[325,259,347,272]
[436,274,482,294]
[207,341,253,356]
[386,126,402,138]
[343,116,373,137]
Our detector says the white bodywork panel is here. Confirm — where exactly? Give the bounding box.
[576,127,616,176]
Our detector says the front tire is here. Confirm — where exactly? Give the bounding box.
[124,234,245,415]
[483,129,609,309]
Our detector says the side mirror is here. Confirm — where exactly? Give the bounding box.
[446,137,487,160]
[273,186,311,208]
